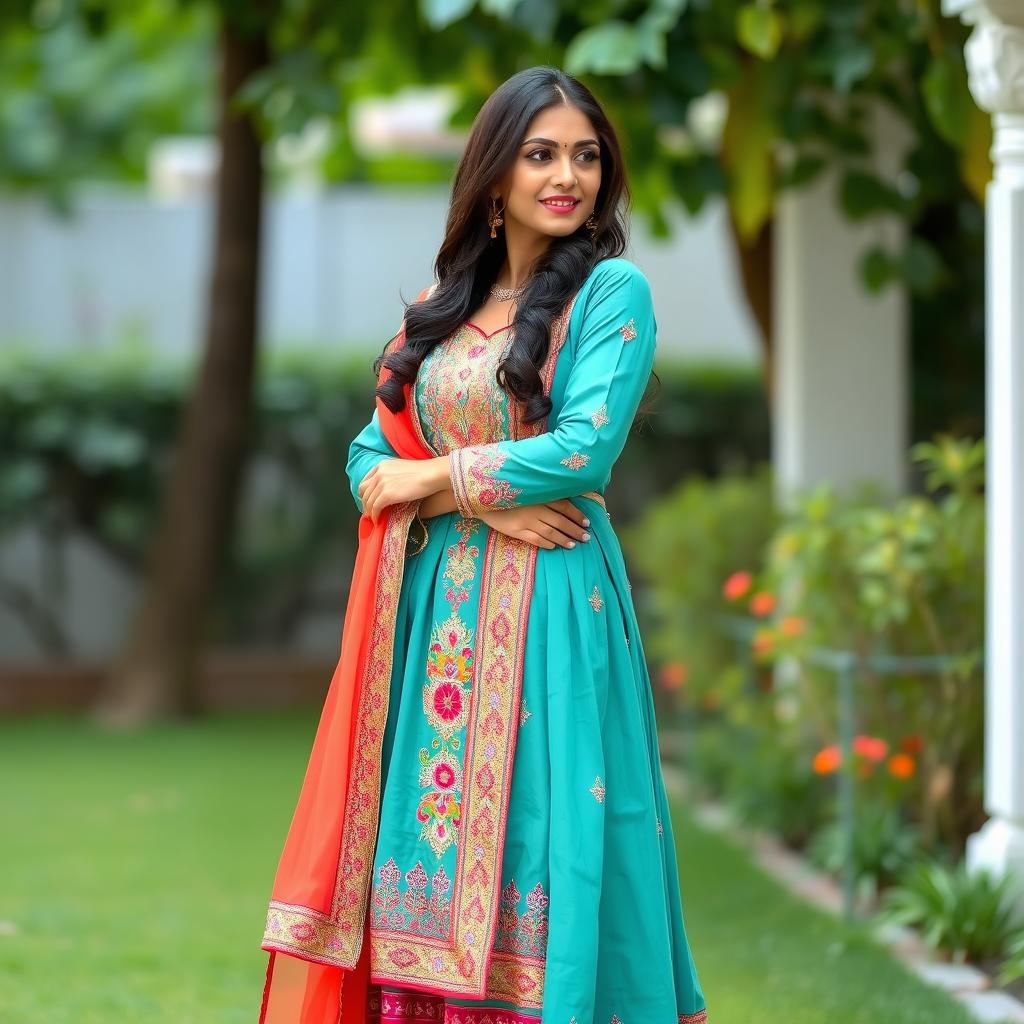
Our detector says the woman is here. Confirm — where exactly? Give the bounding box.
[258,66,708,1024]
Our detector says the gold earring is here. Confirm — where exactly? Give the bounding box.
[586,212,598,238]
[489,196,505,239]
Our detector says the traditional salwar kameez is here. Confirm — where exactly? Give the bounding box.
[259,257,708,1024]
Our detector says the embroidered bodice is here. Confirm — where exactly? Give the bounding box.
[413,323,518,455]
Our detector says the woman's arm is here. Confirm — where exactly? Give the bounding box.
[447,259,656,516]
[346,408,400,514]
[419,486,459,518]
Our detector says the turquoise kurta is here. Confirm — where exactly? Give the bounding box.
[345,258,707,1024]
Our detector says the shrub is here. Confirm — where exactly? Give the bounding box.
[807,801,922,906]
[622,463,776,727]
[753,436,986,854]
[0,343,767,655]
[880,860,1022,963]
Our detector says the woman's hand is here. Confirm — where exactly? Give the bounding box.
[479,500,591,550]
[359,457,449,523]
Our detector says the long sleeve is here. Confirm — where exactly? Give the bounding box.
[448,260,656,516]
[346,407,398,514]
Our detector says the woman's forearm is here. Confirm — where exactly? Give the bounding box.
[419,485,458,519]
[416,456,455,518]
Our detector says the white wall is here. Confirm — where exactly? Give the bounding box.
[0,183,760,363]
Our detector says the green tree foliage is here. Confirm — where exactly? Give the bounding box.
[2,0,989,294]
[0,0,213,209]
[443,0,990,295]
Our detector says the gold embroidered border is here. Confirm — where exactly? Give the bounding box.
[261,500,420,966]
[679,1010,709,1023]
[330,499,422,960]
[450,446,521,517]
[486,949,546,1007]
[369,939,545,1006]
[262,900,343,964]
[369,526,538,999]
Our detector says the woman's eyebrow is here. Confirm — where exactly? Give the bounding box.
[521,137,600,148]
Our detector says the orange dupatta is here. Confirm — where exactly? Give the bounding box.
[258,288,434,1024]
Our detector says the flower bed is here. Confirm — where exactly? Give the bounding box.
[627,435,1024,986]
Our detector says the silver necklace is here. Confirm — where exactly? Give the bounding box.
[489,282,527,301]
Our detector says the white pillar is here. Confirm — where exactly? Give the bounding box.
[772,103,910,504]
[944,0,1024,887]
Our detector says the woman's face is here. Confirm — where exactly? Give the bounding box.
[493,103,602,243]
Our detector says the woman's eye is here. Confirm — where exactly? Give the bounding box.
[526,149,599,162]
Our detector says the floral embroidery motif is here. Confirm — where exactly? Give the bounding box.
[451,445,523,517]
[368,987,544,1024]
[589,775,606,803]
[590,403,610,428]
[373,856,551,957]
[618,316,638,342]
[445,296,578,518]
[560,451,590,471]
[520,700,532,726]
[657,816,664,835]
[414,324,514,456]
[496,878,550,956]
[679,1012,709,1023]
[417,519,480,856]
[371,857,452,938]
[588,585,604,611]
[371,863,550,1002]
[611,1016,623,1024]
[413,322,521,516]
[371,528,547,999]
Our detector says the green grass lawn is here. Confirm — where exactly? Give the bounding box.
[0,712,976,1024]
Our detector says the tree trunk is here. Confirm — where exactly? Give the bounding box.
[726,209,774,413]
[93,16,270,726]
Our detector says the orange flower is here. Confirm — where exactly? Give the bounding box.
[658,661,689,691]
[900,734,924,755]
[723,571,753,601]
[852,735,889,762]
[751,628,775,656]
[888,753,916,779]
[813,745,841,774]
[749,591,776,617]
[779,615,806,637]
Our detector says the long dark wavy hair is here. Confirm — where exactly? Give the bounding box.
[374,65,632,426]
